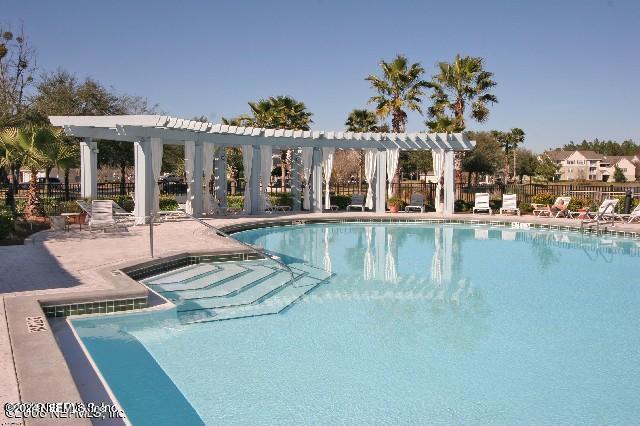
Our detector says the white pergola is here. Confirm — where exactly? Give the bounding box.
[49,115,475,222]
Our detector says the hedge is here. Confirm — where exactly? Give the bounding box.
[0,207,14,239]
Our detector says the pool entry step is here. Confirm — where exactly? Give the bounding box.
[141,259,331,324]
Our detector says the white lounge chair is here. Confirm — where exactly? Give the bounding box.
[594,199,620,221]
[265,194,291,213]
[621,204,640,223]
[499,194,520,216]
[346,194,366,212]
[405,193,426,213]
[89,200,121,232]
[111,200,135,224]
[472,193,491,215]
[533,196,571,218]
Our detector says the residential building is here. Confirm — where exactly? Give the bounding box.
[544,150,637,182]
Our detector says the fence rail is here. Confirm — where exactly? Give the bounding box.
[2,181,640,205]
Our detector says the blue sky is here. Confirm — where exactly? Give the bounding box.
[3,0,639,152]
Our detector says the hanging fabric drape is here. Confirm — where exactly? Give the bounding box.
[364,149,377,210]
[432,150,445,213]
[202,143,215,214]
[260,145,272,211]
[241,145,253,213]
[386,148,399,198]
[301,147,313,210]
[322,147,335,210]
[151,139,163,215]
[184,141,195,214]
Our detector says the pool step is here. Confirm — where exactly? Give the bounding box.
[177,269,292,310]
[143,263,220,285]
[152,264,247,293]
[288,263,332,281]
[179,279,321,323]
[168,265,280,300]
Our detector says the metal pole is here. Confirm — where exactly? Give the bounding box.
[149,214,154,258]
[624,190,632,215]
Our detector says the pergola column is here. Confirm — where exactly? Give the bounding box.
[192,142,204,217]
[250,145,261,214]
[443,150,455,214]
[375,150,387,213]
[79,138,98,199]
[311,147,323,213]
[133,137,153,224]
[214,147,227,209]
[291,149,302,212]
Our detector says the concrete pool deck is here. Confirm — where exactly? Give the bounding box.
[1,211,639,424]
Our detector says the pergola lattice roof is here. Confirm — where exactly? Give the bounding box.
[49,115,475,151]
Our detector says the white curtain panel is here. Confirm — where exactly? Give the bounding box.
[386,148,399,198]
[322,147,335,210]
[184,141,195,215]
[443,151,455,214]
[431,150,445,213]
[301,147,314,210]
[260,145,272,211]
[364,149,377,210]
[241,145,253,213]
[151,138,163,215]
[202,143,215,214]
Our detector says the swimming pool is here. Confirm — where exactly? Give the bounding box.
[71,223,640,424]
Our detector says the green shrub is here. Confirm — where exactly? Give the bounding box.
[615,195,640,213]
[0,207,15,239]
[519,202,534,214]
[329,195,351,210]
[455,199,472,212]
[159,195,178,211]
[227,195,244,210]
[531,192,557,205]
[388,197,406,209]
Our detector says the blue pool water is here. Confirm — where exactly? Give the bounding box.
[72,224,640,425]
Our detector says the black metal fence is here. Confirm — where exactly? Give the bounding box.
[3,181,640,205]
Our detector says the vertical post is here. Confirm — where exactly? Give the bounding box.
[443,150,455,214]
[376,150,387,213]
[79,138,98,199]
[191,142,204,217]
[133,138,153,224]
[291,149,302,212]
[214,147,228,209]
[250,145,261,214]
[311,147,323,213]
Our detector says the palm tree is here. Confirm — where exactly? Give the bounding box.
[40,136,78,198]
[493,128,525,182]
[366,54,428,194]
[0,125,64,217]
[248,96,313,190]
[425,55,498,132]
[345,109,382,193]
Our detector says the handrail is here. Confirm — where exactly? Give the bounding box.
[165,212,297,288]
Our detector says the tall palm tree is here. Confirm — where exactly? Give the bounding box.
[366,55,428,194]
[248,96,313,190]
[0,125,64,217]
[345,109,382,193]
[425,55,498,132]
[494,128,525,181]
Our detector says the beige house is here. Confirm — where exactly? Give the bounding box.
[544,150,638,182]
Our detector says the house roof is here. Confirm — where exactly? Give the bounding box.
[545,150,572,161]
[601,155,636,165]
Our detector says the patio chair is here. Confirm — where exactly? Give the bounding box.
[472,193,491,215]
[622,204,640,223]
[346,194,366,212]
[264,194,291,213]
[534,196,571,218]
[499,194,520,216]
[111,200,135,225]
[594,199,620,221]
[405,193,426,213]
[157,194,187,221]
[89,200,121,232]
[76,200,92,223]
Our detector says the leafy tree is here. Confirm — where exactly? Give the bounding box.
[562,138,639,156]
[515,149,539,182]
[493,128,525,180]
[366,54,428,194]
[0,125,64,217]
[425,55,498,132]
[536,155,559,182]
[613,166,627,183]
[462,131,504,184]
[345,109,382,192]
